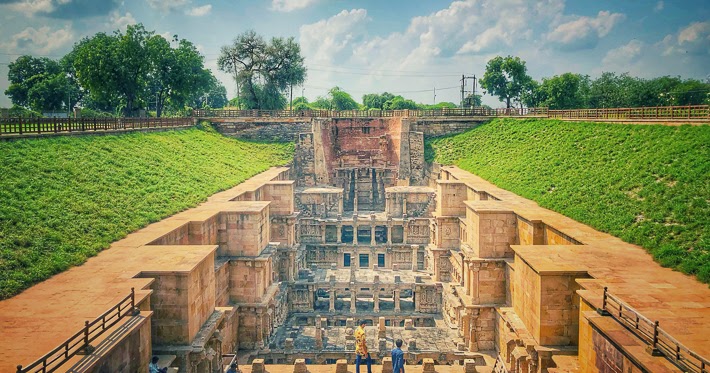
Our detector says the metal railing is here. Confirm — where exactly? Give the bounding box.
[193,107,548,118]
[598,287,709,373]
[0,117,193,137]
[548,105,710,120]
[16,288,140,373]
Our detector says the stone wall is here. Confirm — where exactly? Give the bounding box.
[82,314,152,373]
[410,117,489,138]
[212,119,311,142]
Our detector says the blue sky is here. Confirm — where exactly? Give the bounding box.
[1,0,708,108]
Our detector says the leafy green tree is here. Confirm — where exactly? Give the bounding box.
[539,73,584,109]
[464,93,482,108]
[480,55,532,108]
[418,102,457,109]
[5,55,77,112]
[72,24,153,116]
[589,72,626,108]
[383,95,418,110]
[521,80,545,108]
[218,30,306,110]
[5,56,56,108]
[362,92,394,109]
[292,96,310,111]
[329,87,359,110]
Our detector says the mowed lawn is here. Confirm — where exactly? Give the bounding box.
[0,126,294,299]
[427,118,710,284]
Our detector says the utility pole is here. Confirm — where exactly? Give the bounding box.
[460,74,477,108]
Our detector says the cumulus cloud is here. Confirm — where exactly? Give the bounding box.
[0,0,119,18]
[661,21,710,56]
[299,8,369,65]
[108,10,136,30]
[601,39,643,69]
[1,25,73,54]
[145,0,189,12]
[271,0,318,12]
[186,4,211,16]
[547,10,626,51]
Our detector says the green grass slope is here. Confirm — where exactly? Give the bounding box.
[0,126,294,299]
[427,118,710,284]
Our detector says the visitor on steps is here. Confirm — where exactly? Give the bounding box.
[391,339,405,373]
[149,356,168,373]
[354,321,372,373]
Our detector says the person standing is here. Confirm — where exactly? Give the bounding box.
[354,321,372,373]
[391,339,405,373]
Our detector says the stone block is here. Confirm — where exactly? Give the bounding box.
[379,338,387,352]
[336,359,348,373]
[284,338,294,350]
[346,318,355,328]
[382,357,393,373]
[422,358,435,373]
[408,339,417,350]
[378,317,386,331]
[294,359,307,373]
[404,319,414,330]
[393,264,399,271]
[464,359,477,373]
[252,359,265,373]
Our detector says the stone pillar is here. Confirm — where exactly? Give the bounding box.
[353,216,358,247]
[289,251,296,281]
[464,359,477,373]
[378,317,386,339]
[350,287,357,313]
[471,263,481,304]
[320,222,326,243]
[402,198,407,217]
[294,359,307,373]
[379,338,387,353]
[387,219,392,245]
[373,289,380,313]
[252,359,265,373]
[370,225,376,246]
[468,309,479,352]
[256,309,264,348]
[422,358,434,373]
[402,222,408,245]
[336,360,348,373]
[382,357,393,373]
[353,181,359,213]
[393,289,401,312]
[411,245,418,271]
[329,289,336,312]
[337,221,342,243]
[462,259,468,292]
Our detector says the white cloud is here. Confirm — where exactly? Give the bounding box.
[601,39,644,69]
[299,9,369,65]
[145,0,190,12]
[547,10,626,50]
[1,25,73,54]
[186,4,211,16]
[108,11,136,30]
[4,0,55,17]
[271,0,318,12]
[661,21,710,56]
[654,1,664,12]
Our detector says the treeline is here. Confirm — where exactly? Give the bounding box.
[480,55,710,109]
[5,24,227,117]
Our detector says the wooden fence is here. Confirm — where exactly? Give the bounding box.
[16,288,140,373]
[599,287,709,373]
[194,105,710,121]
[192,107,548,118]
[0,117,193,137]
[548,105,709,120]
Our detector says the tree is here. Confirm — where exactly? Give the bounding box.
[464,93,482,108]
[72,24,153,116]
[329,87,359,110]
[218,30,306,110]
[539,73,585,109]
[5,56,75,112]
[292,96,310,111]
[362,92,394,109]
[383,95,418,110]
[480,55,532,108]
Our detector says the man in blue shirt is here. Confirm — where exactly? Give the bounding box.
[391,339,405,373]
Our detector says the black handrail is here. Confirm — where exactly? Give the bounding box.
[16,288,140,373]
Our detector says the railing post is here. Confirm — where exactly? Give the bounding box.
[646,321,662,356]
[84,320,90,347]
[16,365,22,373]
[597,287,610,315]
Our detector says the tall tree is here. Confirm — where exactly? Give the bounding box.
[540,73,584,109]
[72,24,153,116]
[480,55,532,108]
[362,92,395,109]
[5,56,62,111]
[218,30,306,110]
[329,87,359,110]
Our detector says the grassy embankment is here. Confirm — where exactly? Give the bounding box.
[0,125,294,299]
[427,118,710,284]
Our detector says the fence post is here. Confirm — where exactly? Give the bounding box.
[18,116,23,135]
[84,320,90,348]
[597,287,610,316]
[16,365,22,373]
[646,321,662,356]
